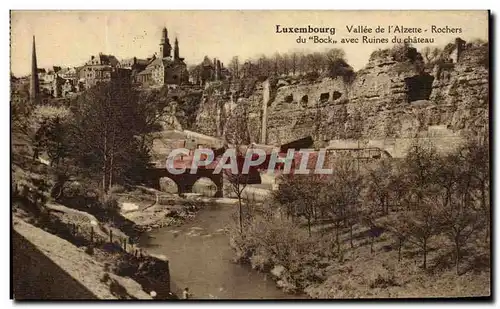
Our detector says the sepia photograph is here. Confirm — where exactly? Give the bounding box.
[10,10,491,300]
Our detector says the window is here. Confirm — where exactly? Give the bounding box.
[300,95,308,105]
[332,91,342,100]
[405,74,434,103]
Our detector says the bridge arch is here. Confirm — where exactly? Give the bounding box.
[148,168,224,198]
[158,177,179,194]
[192,177,218,197]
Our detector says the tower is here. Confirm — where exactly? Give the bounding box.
[174,37,180,61]
[30,35,40,103]
[159,27,172,58]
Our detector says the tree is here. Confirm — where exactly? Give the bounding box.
[404,196,443,270]
[228,56,240,80]
[281,53,291,76]
[38,116,71,166]
[29,105,72,164]
[462,134,490,243]
[437,136,488,274]
[441,185,482,274]
[223,104,251,234]
[70,81,150,193]
[332,158,363,249]
[272,175,300,222]
[365,158,394,215]
[134,88,169,146]
[188,64,202,85]
[382,212,411,262]
[291,52,297,75]
[273,174,326,236]
[399,142,443,269]
[421,46,442,64]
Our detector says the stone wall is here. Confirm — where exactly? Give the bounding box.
[328,125,466,158]
[12,218,156,300]
[13,228,103,299]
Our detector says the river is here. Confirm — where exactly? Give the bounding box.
[139,200,298,300]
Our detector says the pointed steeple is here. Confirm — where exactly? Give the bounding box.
[159,27,171,58]
[174,37,179,60]
[30,36,40,103]
[160,27,168,44]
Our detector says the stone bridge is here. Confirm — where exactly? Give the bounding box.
[147,167,226,197]
[146,167,265,198]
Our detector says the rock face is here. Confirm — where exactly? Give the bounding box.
[194,40,488,156]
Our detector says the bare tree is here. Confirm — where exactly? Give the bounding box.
[404,196,443,270]
[228,56,240,80]
[441,188,482,274]
[422,46,442,64]
[463,134,490,243]
[438,138,487,274]
[326,158,363,252]
[399,142,442,269]
[223,104,251,234]
[291,52,297,75]
[365,158,394,215]
[381,212,411,262]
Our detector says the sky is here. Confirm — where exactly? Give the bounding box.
[10,10,489,77]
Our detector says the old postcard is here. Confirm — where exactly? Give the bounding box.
[10,10,490,300]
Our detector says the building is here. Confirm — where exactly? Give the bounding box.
[37,68,55,96]
[119,56,155,84]
[42,66,83,98]
[136,28,189,87]
[27,26,191,95]
[79,53,130,89]
[190,56,230,86]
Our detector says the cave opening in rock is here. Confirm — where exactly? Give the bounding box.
[284,94,294,103]
[405,74,435,103]
[300,95,309,105]
[332,91,342,100]
[320,92,330,102]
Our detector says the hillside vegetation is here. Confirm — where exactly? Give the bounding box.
[229,136,490,298]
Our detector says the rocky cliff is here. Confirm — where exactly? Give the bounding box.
[194,39,488,155]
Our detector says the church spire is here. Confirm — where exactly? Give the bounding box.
[174,37,179,60]
[159,27,171,58]
[30,35,40,103]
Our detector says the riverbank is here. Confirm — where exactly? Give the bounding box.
[117,186,239,232]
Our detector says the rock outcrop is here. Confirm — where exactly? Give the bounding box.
[194,39,488,156]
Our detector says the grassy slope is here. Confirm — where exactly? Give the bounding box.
[233,210,491,299]
[305,222,490,298]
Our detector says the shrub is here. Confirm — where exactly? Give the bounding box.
[85,244,95,255]
[98,192,121,216]
[369,48,391,61]
[229,212,329,290]
[304,71,320,82]
[112,255,139,277]
[109,185,127,195]
[327,58,355,83]
[369,272,398,289]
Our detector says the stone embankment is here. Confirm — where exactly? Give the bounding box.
[13,218,152,300]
